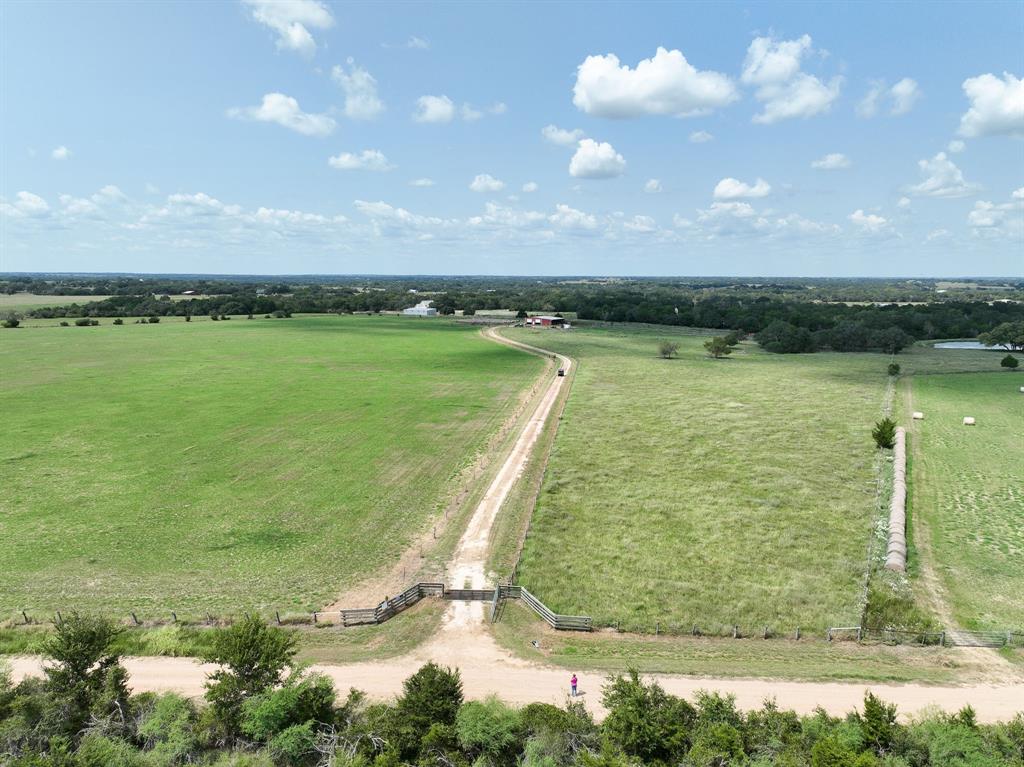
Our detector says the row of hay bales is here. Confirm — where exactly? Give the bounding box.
[885,426,908,572]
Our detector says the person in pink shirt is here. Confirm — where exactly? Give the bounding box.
[570,673,578,697]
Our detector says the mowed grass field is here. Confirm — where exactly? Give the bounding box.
[506,326,914,632]
[0,293,113,311]
[909,371,1024,630]
[0,316,542,616]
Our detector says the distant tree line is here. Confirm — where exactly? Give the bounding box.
[2,612,1022,766]
[7,276,1024,353]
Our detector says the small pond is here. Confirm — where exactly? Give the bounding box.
[932,341,995,350]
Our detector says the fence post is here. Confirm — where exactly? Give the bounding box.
[171,612,177,624]
[857,627,863,642]
[763,626,768,639]
[655,622,660,636]
[22,611,29,625]
[56,611,62,626]
[275,611,281,625]
[313,612,318,624]
[131,612,140,626]
[940,631,946,647]
[733,625,739,639]
[827,628,832,642]
[796,627,801,640]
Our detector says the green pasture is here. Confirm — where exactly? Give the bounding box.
[504,326,1000,632]
[0,315,542,617]
[909,370,1024,630]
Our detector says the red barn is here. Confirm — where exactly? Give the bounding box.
[525,315,565,327]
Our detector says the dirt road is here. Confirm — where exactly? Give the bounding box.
[10,652,1023,722]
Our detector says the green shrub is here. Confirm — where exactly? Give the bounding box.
[75,734,147,767]
[2,317,19,329]
[137,693,199,765]
[113,318,124,325]
[658,340,680,359]
[268,722,316,766]
[74,317,92,326]
[148,316,160,324]
[456,697,522,760]
[887,363,900,376]
[241,672,335,743]
[872,418,897,450]
[60,321,69,326]
[1001,354,1019,369]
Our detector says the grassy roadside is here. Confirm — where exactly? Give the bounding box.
[491,601,998,684]
[0,599,443,665]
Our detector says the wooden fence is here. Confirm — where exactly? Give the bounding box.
[338,581,593,631]
[828,625,1024,648]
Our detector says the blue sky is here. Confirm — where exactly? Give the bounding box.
[1,0,1022,276]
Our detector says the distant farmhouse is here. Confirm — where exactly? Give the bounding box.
[403,300,438,317]
[525,315,566,327]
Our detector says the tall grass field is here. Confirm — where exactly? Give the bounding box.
[505,327,1002,633]
[0,315,542,617]
[909,371,1024,630]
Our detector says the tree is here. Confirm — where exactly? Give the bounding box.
[202,615,297,741]
[755,321,816,354]
[871,326,914,354]
[2,313,20,328]
[40,613,128,742]
[723,329,743,346]
[392,663,463,757]
[979,321,1024,352]
[856,691,899,755]
[703,337,735,358]
[887,363,900,376]
[658,340,680,359]
[112,318,123,325]
[1001,354,1019,370]
[872,418,897,450]
[601,669,694,763]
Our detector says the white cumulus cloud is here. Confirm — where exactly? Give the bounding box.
[469,174,505,193]
[1,191,51,218]
[713,177,771,199]
[549,203,598,231]
[858,78,921,117]
[242,0,334,57]
[689,130,714,143]
[522,181,539,193]
[332,59,384,120]
[542,125,585,146]
[848,209,889,233]
[228,93,335,136]
[573,47,737,118]
[51,146,71,160]
[811,153,851,170]
[327,149,394,171]
[958,72,1024,138]
[968,189,1024,237]
[409,178,435,187]
[947,139,966,153]
[907,152,981,198]
[890,78,921,115]
[644,179,662,193]
[413,95,455,123]
[569,139,626,179]
[742,35,841,124]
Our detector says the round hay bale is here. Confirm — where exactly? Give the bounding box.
[912,411,924,420]
[963,416,976,426]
